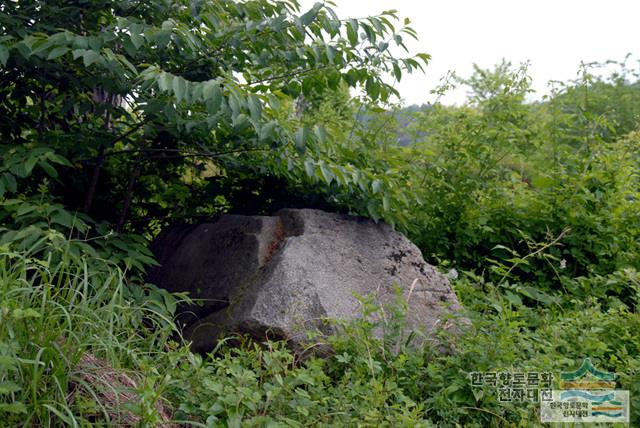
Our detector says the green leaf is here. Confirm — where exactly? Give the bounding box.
[259,121,277,142]
[72,49,86,60]
[247,94,262,122]
[228,94,241,118]
[46,153,72,166]
[0,381,20,395]
[369,17,384,34]
[367,200,380,222]
[122,37,136,56]
[365,77,380,100]
[267,94,281,110]
[202,80,217,99]
[319,163,334,185]
[300,3,322,26]
[234,113,250,129]
[162,290,177,315]
[87,36,102,51]
[532,175,554,188]
[172,75,187,102]
[294,127,309,154]
[304,159,315,178]
[203,80,222,109]
[0,44,8,66]
[0,402,27,414]
[72,36,89,49]
[326,45,336,63]
[382,193,391,212]
[154,29,172,48]
[16,203,37,217]
[161,19,175,31]
[392,63,402,81]
[47,46,68,60]
[51,210,76,228]
[332,166,347,186]
[314,125,327,144]
[346,20,358,47]
[360,23,375,43]
[3,173,17,193]
[15,42,31,59]
[416,52,431,66]
[158,72,172,92]
[82,50,102,67]
[82,51,102,67]
[23,155,39,177]
[205,96,222,115]
[130,31,144,49]
[504,291,523,307]
[0,355,17,369]
[116,54,137,74]
[371,179,382,194]
[30,37,54,56]
[12,308,41,319]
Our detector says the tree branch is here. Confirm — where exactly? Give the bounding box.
[83,120,147,213]
[116,149,144,233]
[91,146,268,161]
[246,65,337,86]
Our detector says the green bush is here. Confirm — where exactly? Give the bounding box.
[383,60,640,298]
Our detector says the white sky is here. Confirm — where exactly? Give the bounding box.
[300,0,640,105]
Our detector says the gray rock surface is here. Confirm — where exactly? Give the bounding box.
[147,209,463,353]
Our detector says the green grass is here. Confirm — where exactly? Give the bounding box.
[0,233,176,426]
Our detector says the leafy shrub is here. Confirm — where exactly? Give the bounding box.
[366,60,640,299]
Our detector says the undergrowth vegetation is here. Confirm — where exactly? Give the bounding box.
[2,231,639,426]
[1,0,639,426]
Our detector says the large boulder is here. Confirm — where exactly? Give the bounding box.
[147,209,463,353]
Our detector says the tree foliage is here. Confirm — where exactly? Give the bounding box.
[0,0,429,239]
[370,59,640,301]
